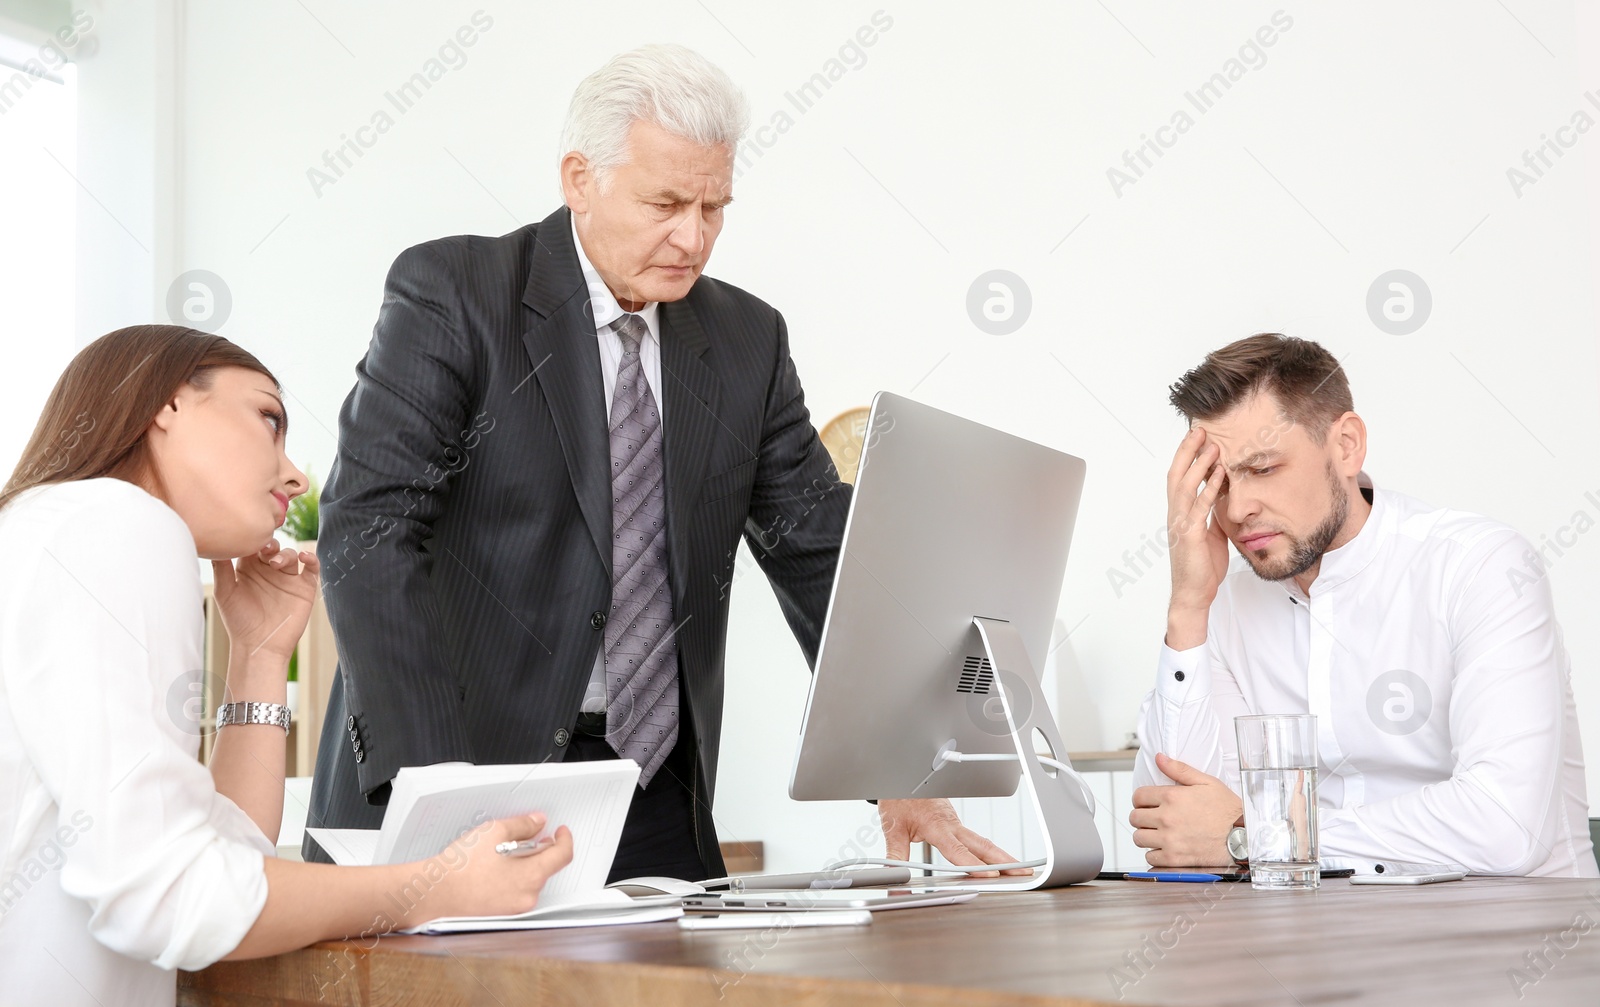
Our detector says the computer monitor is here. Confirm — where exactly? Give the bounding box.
[788,392,1103,888]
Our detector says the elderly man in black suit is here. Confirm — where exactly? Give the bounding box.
[304,44,1018,881]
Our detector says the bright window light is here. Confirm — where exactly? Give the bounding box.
[0,49,77,483]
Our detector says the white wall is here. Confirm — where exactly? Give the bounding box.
[69,0,181,345]
[0,8,81,483]
[69,0,1600,872]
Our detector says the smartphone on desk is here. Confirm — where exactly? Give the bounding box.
[680,911,872,930]
[683,889,977,912]
[1349,870,1465,886]
[1226,866,1356,881]
[1097,867,1355,883]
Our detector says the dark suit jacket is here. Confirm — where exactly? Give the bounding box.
[302,206,851,876]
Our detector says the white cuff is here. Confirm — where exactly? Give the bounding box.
[1155,641,1210,700]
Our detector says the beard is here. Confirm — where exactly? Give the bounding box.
[1239,463,1349,582]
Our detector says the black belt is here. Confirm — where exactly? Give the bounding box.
[574,711,608,737]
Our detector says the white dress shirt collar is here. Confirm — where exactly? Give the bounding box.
[1304,470,1382,595]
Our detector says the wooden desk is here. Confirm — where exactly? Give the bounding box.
[181,877,1600,1006]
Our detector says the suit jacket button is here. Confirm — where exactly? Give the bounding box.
[554,728,570,747]
[346,715,355,731]
[354,749,365,763]
[590,611,606,631]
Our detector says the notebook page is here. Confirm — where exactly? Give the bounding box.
[303,828,381,866]
[405,903,683,934]
[374,761,640,898]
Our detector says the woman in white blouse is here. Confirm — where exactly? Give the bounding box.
[0,325,574,1007]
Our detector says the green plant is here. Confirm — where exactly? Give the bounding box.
[283,470,320,543]
[281,468,317,685]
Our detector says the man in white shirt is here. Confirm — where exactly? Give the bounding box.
[1130,333,1595,877]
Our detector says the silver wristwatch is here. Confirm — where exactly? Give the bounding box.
[216,701,292,734]
[1226,825,1249,866]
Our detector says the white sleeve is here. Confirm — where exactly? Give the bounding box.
[1318,530,1569,875]
[0,491,271,970]
[1132,614,1250,795]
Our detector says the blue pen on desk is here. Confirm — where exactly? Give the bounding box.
[1125,872,1223,883]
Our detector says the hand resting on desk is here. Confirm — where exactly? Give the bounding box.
[1128,753,1244,868]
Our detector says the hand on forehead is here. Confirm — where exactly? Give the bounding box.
[1189,394,1304,470]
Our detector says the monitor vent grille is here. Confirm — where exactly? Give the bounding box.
[957,656,994,695]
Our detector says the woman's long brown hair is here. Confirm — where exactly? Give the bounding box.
[1,324,279,513]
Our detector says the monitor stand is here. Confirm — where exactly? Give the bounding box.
[930,617,1104,891]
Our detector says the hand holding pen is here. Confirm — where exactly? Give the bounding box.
[422,813,574,922]
[496,837,558,858]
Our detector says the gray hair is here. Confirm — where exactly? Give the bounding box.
[561,44,750,190]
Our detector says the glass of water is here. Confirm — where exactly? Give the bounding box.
[1234,714,1319,890]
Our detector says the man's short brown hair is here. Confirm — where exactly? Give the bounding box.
[1168,333,1352,442]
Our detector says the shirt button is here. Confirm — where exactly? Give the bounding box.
[590,611,607,630]
[554,728,571,747]
[1174,671,1186,682]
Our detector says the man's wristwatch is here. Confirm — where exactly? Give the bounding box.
[216,701,292,734]
[1226,825,1249,866]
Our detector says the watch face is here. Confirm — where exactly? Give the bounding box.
[1227,827,1249,861]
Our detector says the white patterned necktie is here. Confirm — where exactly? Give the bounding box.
[603,313,679,786]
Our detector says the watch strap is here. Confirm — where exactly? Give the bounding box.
[216,701,291,734]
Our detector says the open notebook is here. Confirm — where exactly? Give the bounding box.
[306,760,682,932]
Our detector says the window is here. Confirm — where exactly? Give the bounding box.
[0,30,77,481]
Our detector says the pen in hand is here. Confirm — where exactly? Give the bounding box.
[495,837,556,858]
